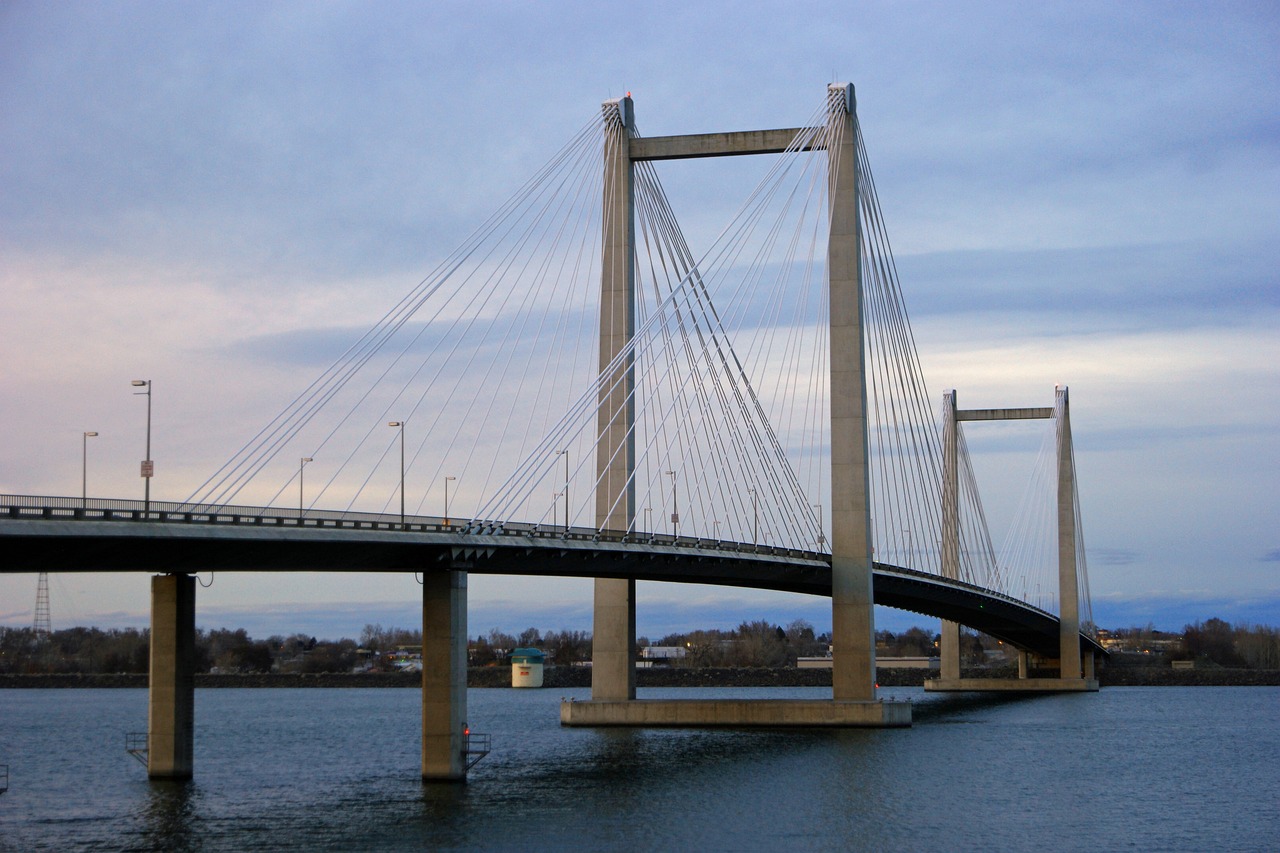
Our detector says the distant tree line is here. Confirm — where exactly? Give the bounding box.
[0,626,357,675]
[3,616,1277,674]
[1175,618,1280,669]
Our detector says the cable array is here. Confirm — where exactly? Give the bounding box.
[180,87,1085,614]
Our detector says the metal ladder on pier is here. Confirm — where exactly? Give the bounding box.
[0,763,8,795]
[125,732,148,766]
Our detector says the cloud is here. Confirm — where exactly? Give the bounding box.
[1262,550,1280,563]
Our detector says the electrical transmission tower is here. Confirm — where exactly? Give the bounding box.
[33,571,51,641]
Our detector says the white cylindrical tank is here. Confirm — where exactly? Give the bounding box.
[510,648,545,688]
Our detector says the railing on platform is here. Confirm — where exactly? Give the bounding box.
[463,728,491,771]
[125,732,148,766]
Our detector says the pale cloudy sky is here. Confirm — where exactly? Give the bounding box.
[2,1,1277,639]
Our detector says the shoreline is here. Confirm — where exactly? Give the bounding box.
[2,666,1277,689]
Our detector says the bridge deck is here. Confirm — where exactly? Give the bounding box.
[0,499,1105,660]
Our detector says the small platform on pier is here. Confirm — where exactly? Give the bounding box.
[924,677,1099,693]
[560,698,911,727]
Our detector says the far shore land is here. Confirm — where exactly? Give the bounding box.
[3,665,1277,689]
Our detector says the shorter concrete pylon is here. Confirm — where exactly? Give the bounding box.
[148,573,195,779]
[926,385,1099,694]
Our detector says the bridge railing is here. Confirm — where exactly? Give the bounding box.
[0,494,822,562]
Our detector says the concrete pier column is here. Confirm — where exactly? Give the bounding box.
[422,570,467,781]
[1083,649,1095,681]
[1056,386,1082,680]
[148,573,195,780]
[1017,650,1029,679]
[591,95,637,701]
[826,83,876,702]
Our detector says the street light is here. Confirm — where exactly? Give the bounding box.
[644,506,652,536]
[131,380,152,514]
[903,528,913,567]
[82,431,99,508]
[666,470,678,537]
[299,457,313,517]
[749,488,758,547]
[813,502,825,548]
[444,475,456,527]
[388,421,405,528]
[556,449,569,531]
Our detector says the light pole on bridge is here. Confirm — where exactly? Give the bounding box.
[444,475,456,527]
[131,380,152,515]
[666,470,678,538]
[388,421,405,529]
[556,449,569,531]
[749,488,758,548]
[813,502,825,549]
[299,457,313,517]
[82,431,98,509]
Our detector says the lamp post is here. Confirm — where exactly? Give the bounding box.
[556,449,569,531]
[131,380,152,514]
[749,487,758,547]
[444,475,456,527]
[903,528,913,567]
[82,431,99,508]
[299,457,313,517]
[666,470,678,537]
[644,506,652,535]
[813,502,825,548]
[713,519,720,539]
[388,421,405,528]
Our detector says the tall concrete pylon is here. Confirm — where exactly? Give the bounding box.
[591,95,637,701]
[824,83,878,702]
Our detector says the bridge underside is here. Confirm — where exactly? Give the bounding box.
[0,518,1102,660]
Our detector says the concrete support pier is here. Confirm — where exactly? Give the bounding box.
[422,570,467,781]
[148,573,195,780]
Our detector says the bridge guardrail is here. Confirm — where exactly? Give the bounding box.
[0,494,816,561]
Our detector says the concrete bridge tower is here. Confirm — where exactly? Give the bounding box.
[569,84,905,727]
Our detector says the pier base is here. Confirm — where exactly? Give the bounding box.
[560,699,911,727]
[924,677,1099,693]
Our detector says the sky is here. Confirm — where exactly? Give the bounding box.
[2,1,1278,640]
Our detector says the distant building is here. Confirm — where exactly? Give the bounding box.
[640,646,687,661]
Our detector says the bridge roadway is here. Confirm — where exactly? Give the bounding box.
[1,497,1104,659]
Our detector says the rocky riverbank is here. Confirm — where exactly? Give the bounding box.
[3,666,1276,689]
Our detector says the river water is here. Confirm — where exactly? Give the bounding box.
[0,685,1275,851]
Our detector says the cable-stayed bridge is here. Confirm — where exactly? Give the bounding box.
[1,84,1103,781]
